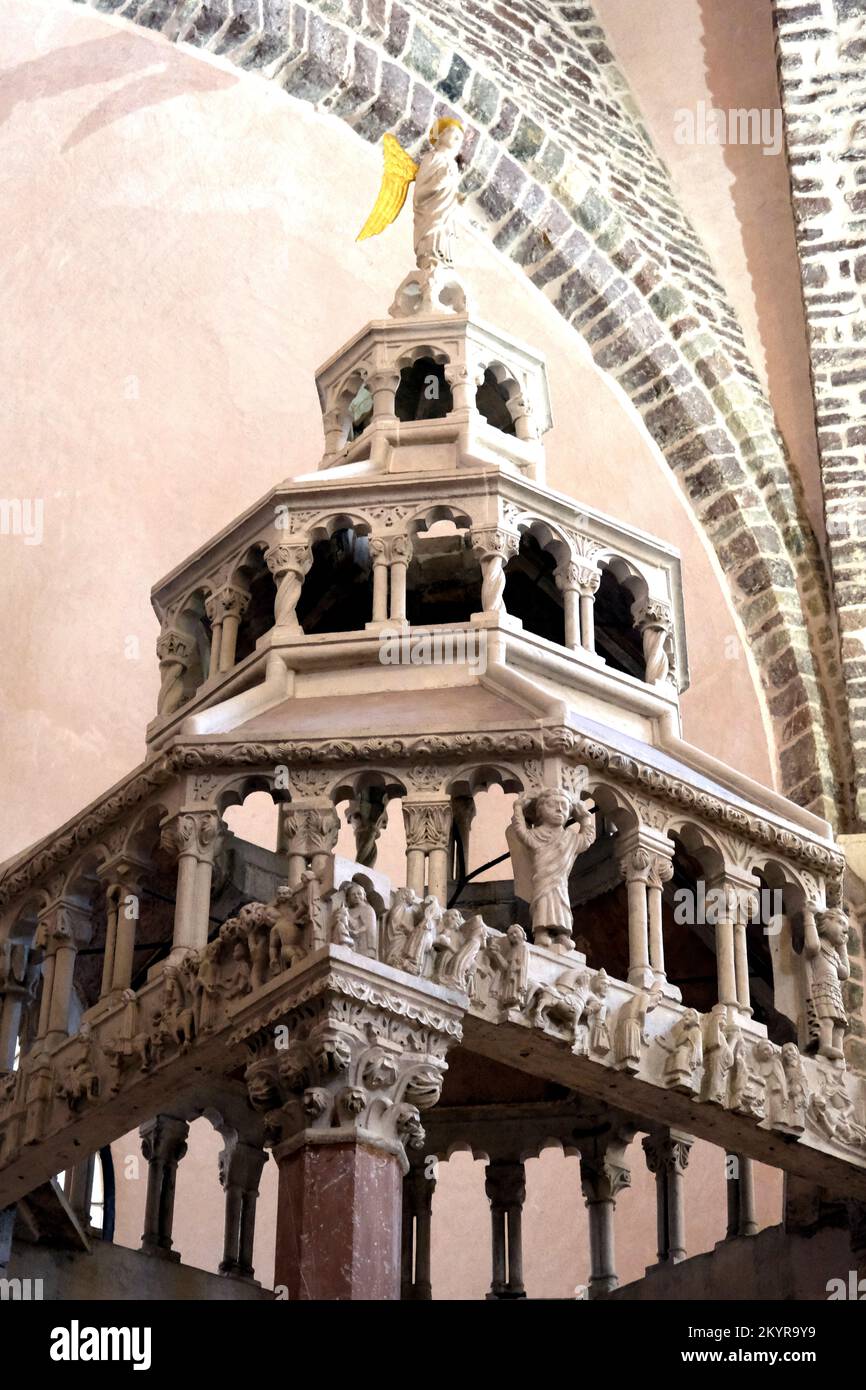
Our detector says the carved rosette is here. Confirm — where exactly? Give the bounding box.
[237,965,464,1166]
[403,801,452,853]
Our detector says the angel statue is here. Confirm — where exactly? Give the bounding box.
[357,118,468,318]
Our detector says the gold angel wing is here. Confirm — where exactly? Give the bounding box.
[356,133,419,241]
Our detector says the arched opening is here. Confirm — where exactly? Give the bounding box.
[476,366,517,435]
[406,518,481,627]
[232,550,278,665]
[593,565,646,679]
[395,356,452,421]
[347,380,373,438]
[503,531,565,645]
[297,525,373,634]
[751,862,804,1046]
[666,833,733,1014]
[172,589,213,703]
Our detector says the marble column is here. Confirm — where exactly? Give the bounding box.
[140,1115,190,1261]
[160,812,221,954]
[401,1161,436,1300]
[471,526,519,616]
[388,535,412,625]
[484,1160,527,1299]
[578,1130,633,1298]
[632,596,675,686]
[218,1137,268,1281]
[265,541,313,632]
[726,1153,758,1238]
[643,1128,693,1264]
[403,800,452,906]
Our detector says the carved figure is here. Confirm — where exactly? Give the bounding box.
[803,907,849,1060]
[529,965,591,1049]
[808,1068,866,1150]
[729,1035,764,1116]
[702,1005,734,1105]
[755,1039,788,1127]
[585,969,612,1055]
[432,908,465,982]
[223,941,252,999]
[397,896,442,976]
[498,924,530,1010]
[357,120,468,316]
[614,985,662,1071]
[509,789,595,951]
[329,903,353,947]
[342,882,379,958]
[781,1042,808,1132]
[659,1009,703,1091]
[383,886,421,967]
[156,964,195,1055]
[266,891,306,977]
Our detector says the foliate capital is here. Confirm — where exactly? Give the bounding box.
[156,628,193,667]
[632,596,673,635]
[555,560,600,596]
[471,527,520,564]
[265,542,313,580]
[160,811,221,863]
[403,800,452,853]
[280,805,340,856]
[239,965,463,1165]
[205,585,250,624]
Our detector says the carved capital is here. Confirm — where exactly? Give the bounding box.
[484,1159,527,1211]
[470,527,520,563]
[205,585,250,625]
[265,542,313,580]
[140,1114,189,1167]
[555,561,600,596]
[642,1130,692,1176]
[632,597,673,634]
[239,964,463,1165]
[156,628,192,668]
[160,811,221,863]
[403,801,452,853]
[618,845,654,885]
[280,805,340,857]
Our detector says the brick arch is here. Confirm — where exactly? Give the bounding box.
[75,0,846,822]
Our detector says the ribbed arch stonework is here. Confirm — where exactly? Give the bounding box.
[76,0,849,823]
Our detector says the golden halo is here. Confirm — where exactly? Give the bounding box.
[428,116,464,144]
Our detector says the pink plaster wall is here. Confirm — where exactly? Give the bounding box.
[595,0,823,533]
[2,1,786,1297]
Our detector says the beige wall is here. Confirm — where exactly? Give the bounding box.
[595,0,822,533]
[2,0,788,1296]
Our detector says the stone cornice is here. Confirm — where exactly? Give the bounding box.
[0,717,844,913]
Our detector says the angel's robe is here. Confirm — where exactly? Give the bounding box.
[413,147,462,268]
